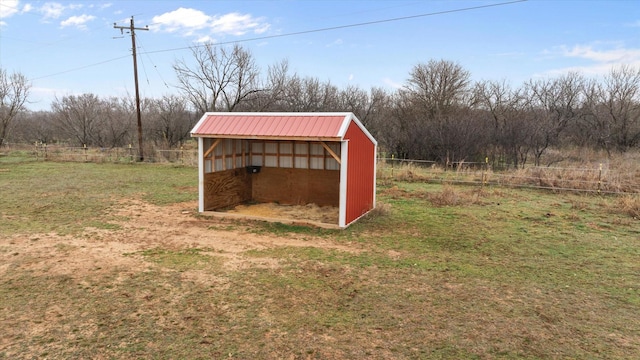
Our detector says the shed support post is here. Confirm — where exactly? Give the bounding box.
[198,137,205,212]
[338,140,348,228]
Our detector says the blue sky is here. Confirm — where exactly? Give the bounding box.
[1,0,638,111]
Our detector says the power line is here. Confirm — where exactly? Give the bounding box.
[136,37,171,89]
[29,55,130,80]
[141,0,527,56]
[25,0,527,81]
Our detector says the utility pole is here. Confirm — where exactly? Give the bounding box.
[114,16,148,162]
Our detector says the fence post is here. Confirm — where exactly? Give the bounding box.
[483,156,488,188]
[83,144,88,161]
[391,154,395,178]
[128,144,133,163]
[598,163,602,194]
[44,143,47,160]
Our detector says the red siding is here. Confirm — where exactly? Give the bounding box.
[344,121,376,225]
[193,114,345,139]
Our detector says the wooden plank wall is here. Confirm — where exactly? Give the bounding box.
[252,167,340,207]
[204,168,252,210]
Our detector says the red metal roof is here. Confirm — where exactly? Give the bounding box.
[191,112,350,140]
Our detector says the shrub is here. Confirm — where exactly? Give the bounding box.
[617,194,640,219]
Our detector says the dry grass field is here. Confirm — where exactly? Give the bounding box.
[1,152,638,359]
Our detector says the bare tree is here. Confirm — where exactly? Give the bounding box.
[11,110,57,144]
[405,59,471,115]
[395,59,475,163]
[474,80,531,168]
[100,97,136,148]
[147,95,195,148]
[360,87,392,126]
[525,72,584,165]
[51,94,106,146]
[578,79,610,151]
[602,65,640,151]
[337,85,391,138]
[0,68,31,147]
[281,76,341,112]
[577,66,640,154]
[173,43,261,113]
[387,91,427,159]
[338,85,369,114]
[238,59,293,111]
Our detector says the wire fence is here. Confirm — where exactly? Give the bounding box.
[378,158,639,195]
[29,144,198,166]
[3,144,638,195]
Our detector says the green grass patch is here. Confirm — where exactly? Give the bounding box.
[0,154,196,234]
[1,156,638,359]
[245,246,450,272]
[136,247,223,271]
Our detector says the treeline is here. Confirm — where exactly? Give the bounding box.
[2,44,639,167]
[13,94,197,150]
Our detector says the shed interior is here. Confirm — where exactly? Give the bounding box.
[202,137,342,220]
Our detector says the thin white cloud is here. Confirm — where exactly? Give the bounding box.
[34,2,93,22]
[0,0,34,26]
[152,7,210,33]
[561,44,640,63]
[196,35,215,44]
[60,14,95,29]
[539,43,640,78]
[41,2,65,19]
[0,0,20,18]
[210,12,266,36]
[32,86,67,100]
[152,7,270,40]
[383,77,403,89]
[326,38,343,48]
[492,51,525,58]
[88,3,112,10]
[626,20,640,28]
[254,23,270,34]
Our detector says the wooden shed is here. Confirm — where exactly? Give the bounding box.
[190,112,377,228]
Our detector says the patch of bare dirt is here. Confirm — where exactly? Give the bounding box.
[0,199,358,281]
[1,232,145,278]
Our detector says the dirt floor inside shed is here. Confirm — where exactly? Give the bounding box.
[222,202,339,226]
